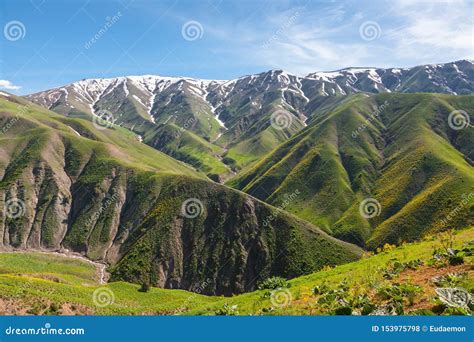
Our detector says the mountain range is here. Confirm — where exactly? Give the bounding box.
[26,59,474,179]
[0,59,472,294]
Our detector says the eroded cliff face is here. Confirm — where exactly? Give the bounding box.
[0,112,361,295]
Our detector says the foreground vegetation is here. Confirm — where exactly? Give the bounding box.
[0,228,472,315]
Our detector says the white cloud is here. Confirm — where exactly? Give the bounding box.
[259,35,370,75]
[206,4,372,75]
[199,0,473,75]
[387,0,474,60]
[0,80,21,90]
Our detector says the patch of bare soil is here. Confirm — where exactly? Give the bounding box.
[399,263,472,311]
[0,297,94,315]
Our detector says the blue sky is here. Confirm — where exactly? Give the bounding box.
[1,0,473,95]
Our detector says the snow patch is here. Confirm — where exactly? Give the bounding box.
[132,94,147,108]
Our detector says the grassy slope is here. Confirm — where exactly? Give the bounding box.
[220,97,306,171]
[228,93,474,247]
[143,123,230,177]
[0,252,216,315]
[0,227,471,315]
[0,93,202,255]
[224,127,292,172]
[0,94,362,292]
[147,85,224,142]
[107,174,362,294]
[0,94,201,178]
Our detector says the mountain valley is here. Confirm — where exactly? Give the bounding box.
[0,59,472,296]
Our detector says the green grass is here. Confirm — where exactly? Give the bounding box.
[144,123,230,176]
[186,227,474,315]
[228,93,474,247]
[224,129,285,171]
[0,96,201,178]
[0,228,471,315]
[0,252,97,285]
[0,252,218,315]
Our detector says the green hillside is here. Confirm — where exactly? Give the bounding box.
[229,93,474,247]
[0,227,471,315]
[0,93,361,295]
[144,123,231,179]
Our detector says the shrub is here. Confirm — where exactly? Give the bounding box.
[215,303,239,316]
[27,302,46,315]
[430,247,465,268]
[431,272,467,287]
[361,303,377,315]
[382,258,423,280]
[257,277,290,290]
[410,309,435,315]
[430,231,470,267]
[448,255,464,266]
[44,303,61,315]
[138,282,151,293]
[382,243,396,252]
[334,306,352,315]
[377,283,422,306]
[313,283,330,295]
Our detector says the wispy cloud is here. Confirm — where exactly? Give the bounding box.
[199,0,473,75]
[386,0,473,61]
[203,4,371,75]
[0,80,21,90]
